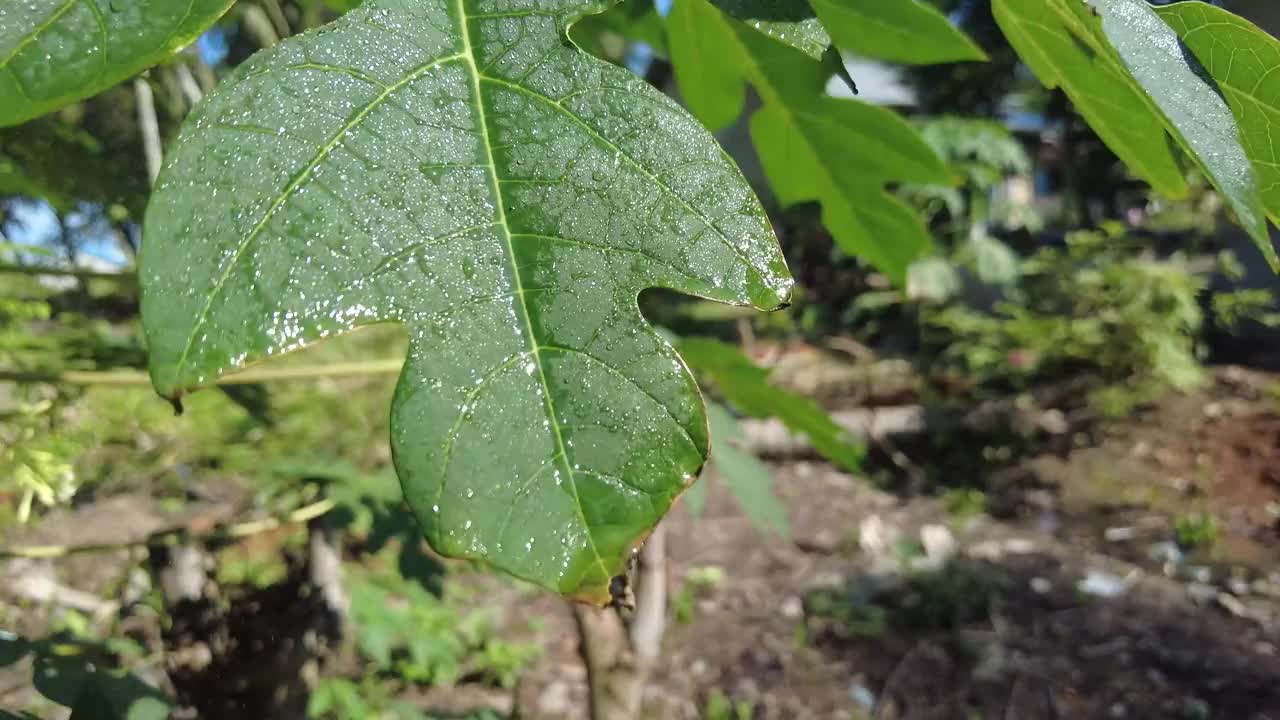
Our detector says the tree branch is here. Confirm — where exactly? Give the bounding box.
[0,360,403,387]
[0,498,335,560]
[573,602,643,720]
[133,77,163,185]
[628,523,666,668]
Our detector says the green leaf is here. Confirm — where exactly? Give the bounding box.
[708,0,830,60]
[0,0,236,127]
[1156,1,1280,269]
[140,0,792,603]
[706,402,789,536]
[668,0,950,284]
[809,0,987,65]
[678,337,863,472]
[992,0,1188,198]
[33,656,171,720]
[0,93,152,215]
[1085,0,1270,266]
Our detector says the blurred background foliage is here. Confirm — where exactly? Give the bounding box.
[2,0,1280,718]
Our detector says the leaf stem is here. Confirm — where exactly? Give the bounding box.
[0,497,336,560]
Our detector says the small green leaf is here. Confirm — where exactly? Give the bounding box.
[33,656,170,720]
[706,402,789,537]
[1156,1,1280,269]
[992,0,1188,198]
[141,0,792,603]
[1085,0,1269,265]
[668,0,950,283]
[809,0,987,65]
[679,337,863,473]
[0,0,236,127]
[709,0,830,60]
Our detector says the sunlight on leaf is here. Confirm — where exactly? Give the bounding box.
[810,0,987,65]
[140,0,792,603]
[1157,1,1280,269]
[1086,0,1270,267]
[708,0,829,60]
[0,0,236,127]
[992,0,1187,198]
[668,0,950,284]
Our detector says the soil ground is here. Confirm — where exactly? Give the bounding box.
[4,368,1280,719]
[512,366,1280,720]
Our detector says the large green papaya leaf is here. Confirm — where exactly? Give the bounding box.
[0,0,236,127]
[140,0,792,603]
[1156,1,1280,269]
[668,0,950,284]
[1085,0,1271,267]
[809,0,986,65]
[991,0,1187,198]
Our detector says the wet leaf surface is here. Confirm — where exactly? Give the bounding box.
[1087,0,1269,265]
[0,0,235,127]
[140,0,791,602]
[1157,1,1280,269]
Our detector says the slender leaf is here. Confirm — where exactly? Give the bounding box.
[1085,0,1270,266]
[992,0,1188,198]
[709,0,829,60]
[668,0,950,283]
[1157,1,1280,269]
[0,0,236,127]
[809,0,987,65]
[140,0,792,603]
[679,337,863,472]
[707,402,789,537]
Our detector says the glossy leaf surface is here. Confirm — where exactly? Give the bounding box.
[140,0,792,603]
[1157,1,1280,268]
[668,0,950,284]
[0,0,235,127]
[809,0,986,65]
[992,0,1187,198]
[1086,0,1270,266]
[709,0,829,60]
[679,337,863,473]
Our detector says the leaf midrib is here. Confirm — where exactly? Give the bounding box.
[450,0,609,582]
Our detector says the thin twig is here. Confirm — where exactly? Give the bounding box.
[0,359,403,387]
[133,77,163,185]
[173,62,204,108]
[0,263,134,281]
[241,5,281,48]
[628,523,666,667]
[0,498,335,560]
[260,0,291,38]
